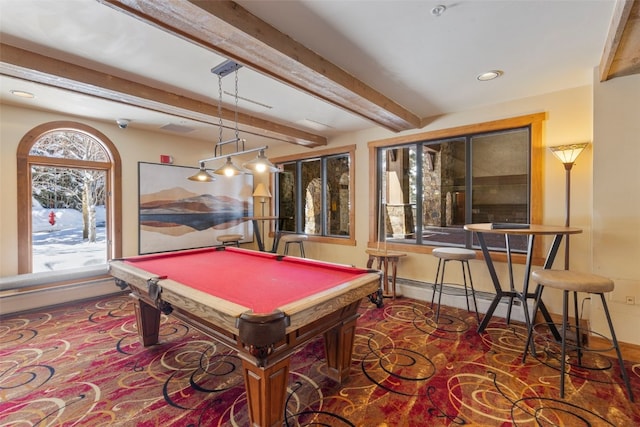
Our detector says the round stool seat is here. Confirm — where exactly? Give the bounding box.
[281,234,307,257]
[532,270,614,293]
[430,247,479,323]
[280,234,308,243]
[217,234,243,244]
[432,247,476,261]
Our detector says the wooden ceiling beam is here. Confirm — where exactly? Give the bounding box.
[599,0,640,81]
[0,43,326,147]
[99,0,422,132]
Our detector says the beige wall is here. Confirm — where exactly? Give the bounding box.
[591,72,640,344]
[267,86,594,312]
[1,80,638,344]
[0,106,215,275]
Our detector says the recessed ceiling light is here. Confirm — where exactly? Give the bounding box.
[476,70,504,81]
[10,89,35,98]
[296,118,333,131]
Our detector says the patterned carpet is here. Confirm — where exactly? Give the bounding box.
[1,293,638,426]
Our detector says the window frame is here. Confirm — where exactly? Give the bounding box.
[16,121,122,275]
[271,145,356,246]
[368,113,546,265]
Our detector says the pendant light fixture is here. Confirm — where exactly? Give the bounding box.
[187,60,278,181]
[243,149,279,173]
[188,161,216,182]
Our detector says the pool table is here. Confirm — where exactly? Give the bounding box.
[109,247,381,427]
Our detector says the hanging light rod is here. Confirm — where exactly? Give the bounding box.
[198,145,268,164]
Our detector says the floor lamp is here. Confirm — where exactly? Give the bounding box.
[549,142,589,270]
[252,183,272,244]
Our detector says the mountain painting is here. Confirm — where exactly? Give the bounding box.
[138,162,253,254]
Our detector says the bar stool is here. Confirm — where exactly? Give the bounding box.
[431,247,480,323]
[522,269,634,401]
[217,234,243,247]
[365,249,406,299]
[281,234,307,257]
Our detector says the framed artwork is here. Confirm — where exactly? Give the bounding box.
[138,162,253,254]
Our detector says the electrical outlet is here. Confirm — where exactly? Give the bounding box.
[626,296,635,305]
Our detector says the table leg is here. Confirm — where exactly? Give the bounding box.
[323,312,358,383]
[241,357,290,427]
[132,295,161,346]
[475,232,503,333]
[519,234,537,332]
[535,234,565,341]
[382,257,391,297]
[505,235,515,324]
[390,259,398,299]
[252,219,265,252]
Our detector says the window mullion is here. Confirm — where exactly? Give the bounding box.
[415,144,424,245]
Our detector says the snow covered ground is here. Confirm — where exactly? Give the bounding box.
[32,198,106,273]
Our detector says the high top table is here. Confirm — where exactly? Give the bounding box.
[242,216,284,252]
[463,223,582,334]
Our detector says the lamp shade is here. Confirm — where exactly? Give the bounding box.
[243,149,279,173]
[252,182,272,198]
[214,157,244,176]
[549,143,589,165]
[188,162,215,182]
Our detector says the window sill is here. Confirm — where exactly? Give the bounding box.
[0,265,110,292]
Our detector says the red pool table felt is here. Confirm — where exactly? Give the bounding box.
[123,247,371,314]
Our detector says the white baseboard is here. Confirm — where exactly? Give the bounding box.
[0,277,122,316]
[397,278,534,324]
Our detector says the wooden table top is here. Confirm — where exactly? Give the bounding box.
[242,216,280,221]
[464,223,582,236]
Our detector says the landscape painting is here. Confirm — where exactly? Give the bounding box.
[138,162,253,254]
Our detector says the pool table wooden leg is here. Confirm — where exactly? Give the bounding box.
[323,313,358,383]
[132,295,161,346]
[241,357,290,427]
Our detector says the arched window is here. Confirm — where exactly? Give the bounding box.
[17,121,122,274]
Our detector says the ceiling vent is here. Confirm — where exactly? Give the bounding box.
[160,123,196,133]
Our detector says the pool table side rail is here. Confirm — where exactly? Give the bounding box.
[282,271,381,331]
[109,260,250,336]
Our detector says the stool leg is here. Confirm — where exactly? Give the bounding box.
[299,242,305,258]
[463,260,480,322]
[572,291,582,365]
[435,260,447,323]
[460,261,471,313]
[284,242,289,255]
[431,259,442,309]
[560,290,569,398]
[599,293,634,402]
[523,284,544,363]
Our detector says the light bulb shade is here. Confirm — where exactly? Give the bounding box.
[214,157,243,176]
[188,163,215,182]
[252,182,272,198]
[549,143,589,165]
[242,149,279,173]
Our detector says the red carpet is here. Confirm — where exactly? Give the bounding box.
[1,294,638,426]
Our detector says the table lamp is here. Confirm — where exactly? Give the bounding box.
[252,183,272,216]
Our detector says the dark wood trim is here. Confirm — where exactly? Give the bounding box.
[599,0,640,81]
[99,0,420,132]
[270,145,357,247]
[367,113,547,265]
[16,121,122,273]
[0,43,326,148]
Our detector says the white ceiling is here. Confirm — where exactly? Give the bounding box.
[0,0,633,149]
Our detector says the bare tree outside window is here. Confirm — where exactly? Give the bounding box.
[29,131,109,272]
